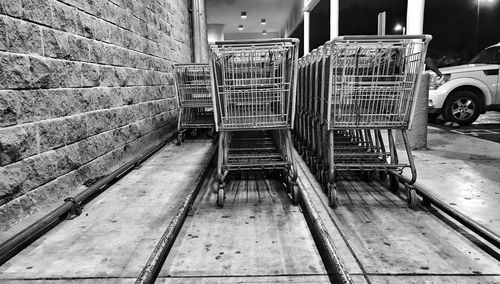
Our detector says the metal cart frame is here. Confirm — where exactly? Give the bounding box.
[209,38,300,207]
[173,63,215,144]
[294,35,431,207]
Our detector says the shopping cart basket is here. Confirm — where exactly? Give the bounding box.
[173,63,215,145]
[319,35,431,207]
[209,38,299,207]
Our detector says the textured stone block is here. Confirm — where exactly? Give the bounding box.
[38,118,67,152]
[91,87,122,109]
[66,114,88,145]
[93,19,112,43]
[82,63,101,87]
[1,0,23,17]
[17,89,53,123]
[107,87,125,107]
[86,110,112,136]
[22,0,53,26]
[123,30,143,52]
[0,54,51,89]
[0,90,19,127]
[111,47,129,66]
[89,41,106,64]
[52,2,78,34]
[42,28,71,60]
[114,67,130,87]
[108,25,124,47]
[0,162,27,201]
[68,35,90,62]
[0,17,7,51]
[49,88,88,118]
[75,10,96,39]
[48,60,81,88]
[0,124,38,166]
[99,66,116,87]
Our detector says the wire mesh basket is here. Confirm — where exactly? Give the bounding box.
[326,35,432,129]
[210,39,299,130]
[174,63,212,108]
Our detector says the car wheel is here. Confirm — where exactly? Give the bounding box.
[442,91,481,126]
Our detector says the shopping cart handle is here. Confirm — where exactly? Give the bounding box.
[173,63,210,66]
[335,35,432,42]
[210,38,300,47]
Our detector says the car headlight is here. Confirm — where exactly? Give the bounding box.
[429,74,450,90]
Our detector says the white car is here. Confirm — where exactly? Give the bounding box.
[428,43,500,125]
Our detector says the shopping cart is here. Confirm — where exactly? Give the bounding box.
[173,63,215,145]
[292,35,431,207]
[323,35,432,207]
[209,38,299,207]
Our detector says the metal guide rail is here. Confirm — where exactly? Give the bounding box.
[173,63,215,145]
[293,35,432,207]
[209,38,300,207]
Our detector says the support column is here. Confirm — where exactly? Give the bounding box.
[377,12,386,35]
[304,11,310,55]
[397,74,430,149]
[401,0,427,149]
[192,0,208,62]
[330,0,339,39]
[406,0,425,35]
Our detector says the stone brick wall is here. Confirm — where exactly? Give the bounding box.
[0,0,193,230]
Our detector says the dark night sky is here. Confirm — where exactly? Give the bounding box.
[305,0,500,64]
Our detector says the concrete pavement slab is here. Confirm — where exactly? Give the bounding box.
[401,126,500,237]
[0,141,214,282]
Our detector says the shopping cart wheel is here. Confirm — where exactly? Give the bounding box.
[362,171,372,181]
[407,186,418,208]
[328,183,338,207]
[304,151,311,167]
[389,173,399,193]
[291,184,299,205]
[322,170,329,193]
[216,185,225,207]
[175,133,182,146]
[310,157,317,174]
[316,170,322,183]
[379,170,388,181]
[190,129,197,137]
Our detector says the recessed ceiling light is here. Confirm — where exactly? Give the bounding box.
[262,30,267,35]
[241,11,247,19]
[238,25,244,30]
[261,19,266,25]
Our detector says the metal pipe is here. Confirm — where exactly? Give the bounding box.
[135,147,216,284]
[398,175,500,249]
[0,132,177,266]
[297,172,353,284]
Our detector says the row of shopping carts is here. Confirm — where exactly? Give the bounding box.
[173,35,431,207]
[294,35,431,207]
[173,64,215,145]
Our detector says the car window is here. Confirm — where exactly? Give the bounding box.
[469,47,500,64]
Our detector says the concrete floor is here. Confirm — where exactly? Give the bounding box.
[0,140,214,283]
[159,175,330,283]
[2,136,500,284]
[402,126,500,237]
[295,151,500,283]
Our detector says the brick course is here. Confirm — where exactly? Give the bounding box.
[0,0,192,230]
